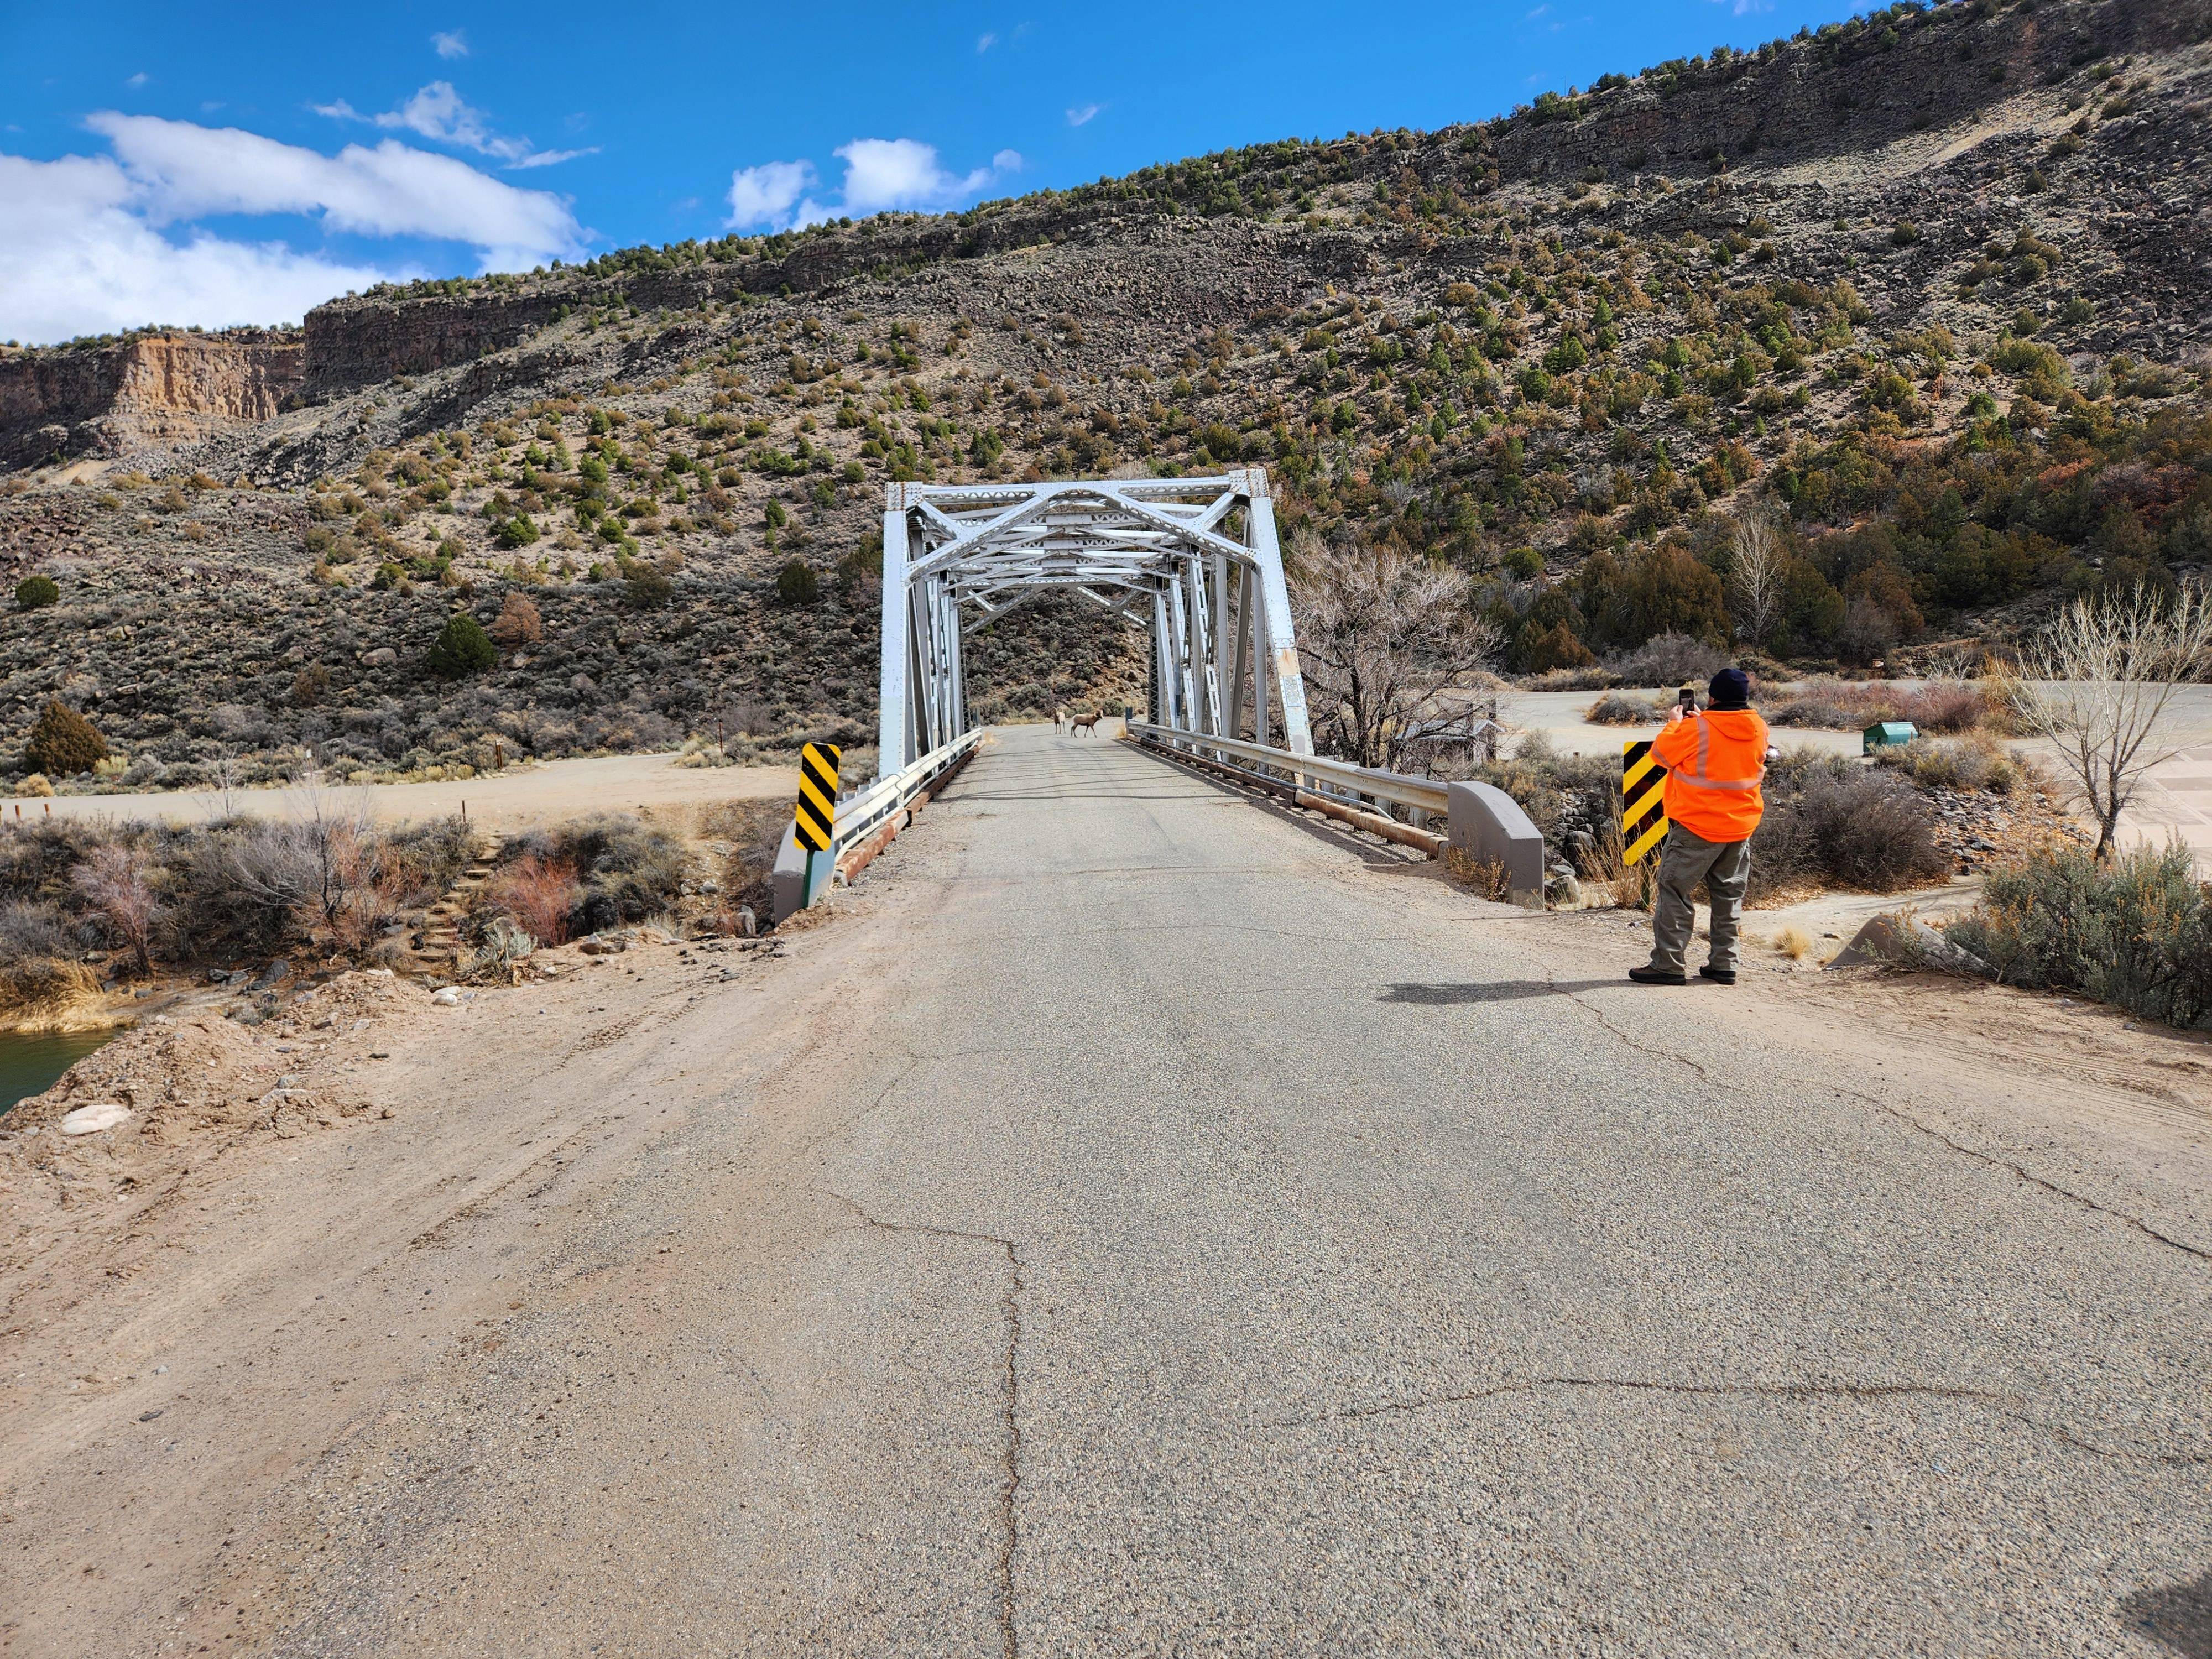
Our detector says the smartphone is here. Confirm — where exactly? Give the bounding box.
[1677,685,1699,713]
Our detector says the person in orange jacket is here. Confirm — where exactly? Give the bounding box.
[1629,667,1771,987]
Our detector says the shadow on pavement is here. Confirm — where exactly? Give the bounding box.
[2122,1571,2212,1658]
[1380,979,1619,1004]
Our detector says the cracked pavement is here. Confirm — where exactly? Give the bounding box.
[33,724,2212,1656]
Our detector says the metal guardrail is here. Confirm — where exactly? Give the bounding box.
[1128,723,1448,819]
[833,728,985,855]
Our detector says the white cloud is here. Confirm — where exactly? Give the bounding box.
[727,140,1018,232]
[126,72,149,88]
[726,159,815,227]
[0,114,589,342]
[432,29,468,58]
[361,81,594,169]
[88,112,585,266]
[0,151,405,344]
[977,31,997,51]
[1066,103,1101,127]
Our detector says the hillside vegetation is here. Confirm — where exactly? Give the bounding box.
[1,0,2208,790]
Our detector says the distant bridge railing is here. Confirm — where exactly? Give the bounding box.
[1128,722,1545,906]
[1129,722,1447,820]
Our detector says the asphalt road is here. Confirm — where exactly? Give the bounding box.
[138,724,2211,1655]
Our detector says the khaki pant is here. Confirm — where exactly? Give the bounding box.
[1647,822,1753,976]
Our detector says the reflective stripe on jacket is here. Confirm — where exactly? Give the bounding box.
[1651,708,1769,843]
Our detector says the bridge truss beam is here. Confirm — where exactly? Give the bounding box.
[876,469,1312,775]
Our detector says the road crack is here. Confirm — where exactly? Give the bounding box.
[1548,970,1714,1081]
[1795,1076,2212,1267]
[816,1187,1025,1659]
[1263,1375,2212,1465]
[1544,972,2208,1265]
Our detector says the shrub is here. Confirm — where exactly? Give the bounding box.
[500,815,686,935]
[1766,677,1997,733]
[225,794,401,950]
[382,817,477,904]
[1585,691,1666,726]
[1873,730,2020,795]
[425,611,496,678]
[494,513,540,549]
[775,559,820,605]
[14,773,55,799]
[622,562,673,609]
[1522,621,1595,673]
[14,575,59,611]
[1608,631,1727,688]
[1749,754,1948,899]
[24,701,109,776]
[484,854,582,946]
[0,899,77,967]
[489,590,544,646]
[1945,842,2212,1028]
[71,844,163,973]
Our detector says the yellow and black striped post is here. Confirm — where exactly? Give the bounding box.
[1621,739,1669,868]
[793,742,841,908]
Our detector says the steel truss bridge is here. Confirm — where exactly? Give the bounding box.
[875,469,1314,774]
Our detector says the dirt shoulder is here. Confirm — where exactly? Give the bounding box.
[0,910,839,1657]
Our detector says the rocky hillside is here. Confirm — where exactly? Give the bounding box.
[2,0,2208,790]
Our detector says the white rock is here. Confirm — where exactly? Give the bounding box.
[430,987,461,1006]
[60,1102,133,1136]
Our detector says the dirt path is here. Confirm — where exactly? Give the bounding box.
[15,752,797,833]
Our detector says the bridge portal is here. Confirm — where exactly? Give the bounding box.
[876,469,1314,774]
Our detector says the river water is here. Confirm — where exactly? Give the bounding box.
[0,1030,116,1116]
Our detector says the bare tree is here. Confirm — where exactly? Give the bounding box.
[72,846,164,976]
[230,790,397,947]
[1291,538,1503,773]
[1728,499,1785,648]
[210,744,241,819]
[2005,582,2212,859]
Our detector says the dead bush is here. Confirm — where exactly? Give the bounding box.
[499,814,687,935]
[70,845,164,974]
[486,854,582,946]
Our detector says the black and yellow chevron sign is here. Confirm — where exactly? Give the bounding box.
[794,742,841,853]
[1621,739,1669,867]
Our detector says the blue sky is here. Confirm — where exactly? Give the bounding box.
[2,0,1870,345]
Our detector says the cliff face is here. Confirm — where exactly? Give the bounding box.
[0,350,129,468]
[1490,0,2209,181]
[0,334,302,468]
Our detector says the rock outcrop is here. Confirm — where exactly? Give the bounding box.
[0,333,302,468]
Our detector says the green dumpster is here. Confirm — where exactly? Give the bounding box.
[1863,720,1917,755]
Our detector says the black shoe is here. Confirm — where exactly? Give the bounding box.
[1629,965,1687,986]
[1699,965,1737,985]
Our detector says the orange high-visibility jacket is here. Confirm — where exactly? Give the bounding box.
[1651,708,1770,843]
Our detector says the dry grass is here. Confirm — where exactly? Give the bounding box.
[1443,847,1510,901]
[0,959,106,1031]
[1774,925,1813,960]
[1767,677,2005,734]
